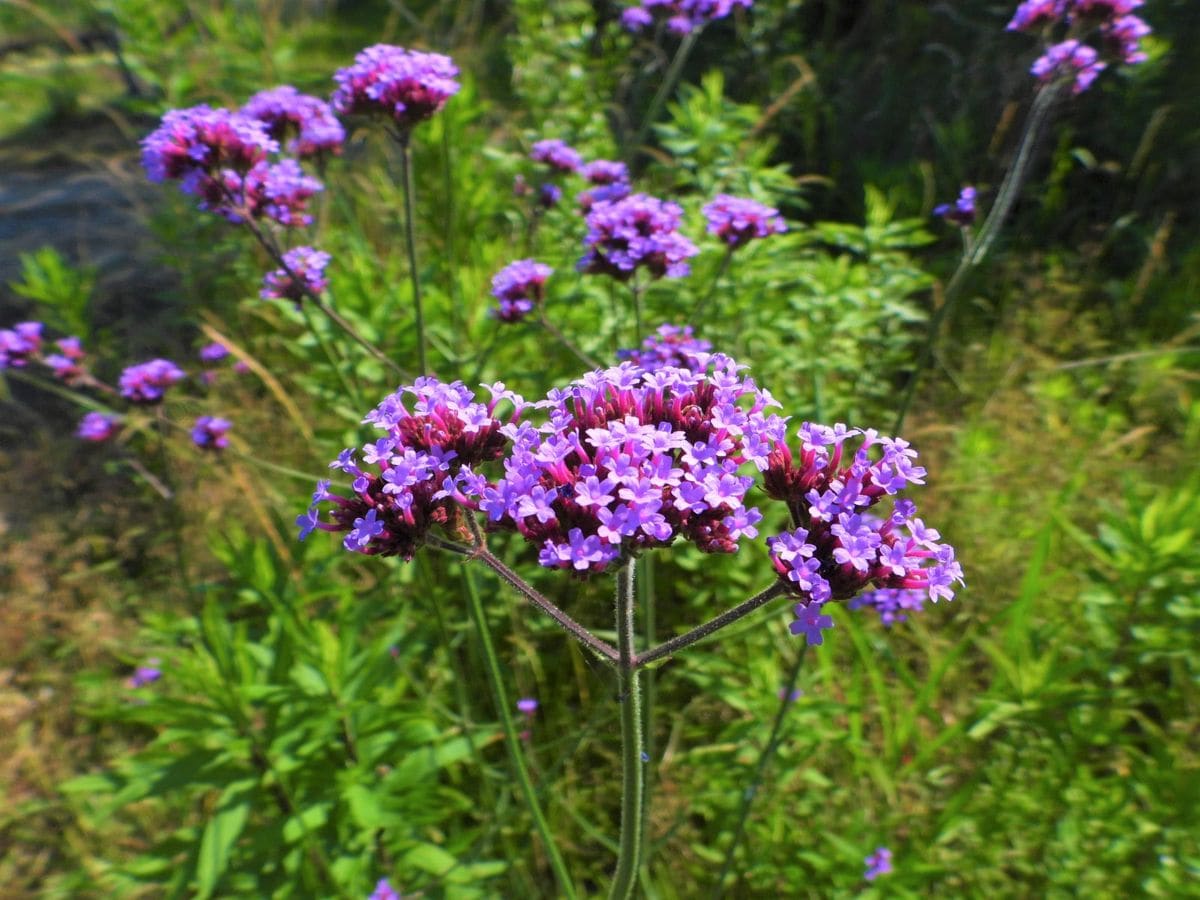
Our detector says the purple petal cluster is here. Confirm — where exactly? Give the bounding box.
[703,194,786,248]
[849,588,927,626]
[234,159,324,227]
[617,324,713,374]
[517,697,539,715]
[441,356,787,575]
[42,335,86,383]
[490,259,553,323]
[77,411,121,442]
[578,159,632,211]
[331,44,460,130]
[1007,0,1150,90]
[763,423,963,643]
[933,186,977,227]
[192,415,232,451]
[530,139,583,175]
[864,846,893,881]
[0,321,43,369]
[368,879,400,900]
[300,378,525,558]
[621,0,753,35]
[118,359,186,404]
[141,105,277,185]
[1007,0,1068,30]
[1031,39,1106,93]
[127,660,162,689]
[261,246,331,303]
[199,342,230,363]
[579,193,699,281]
[242,85,345,157]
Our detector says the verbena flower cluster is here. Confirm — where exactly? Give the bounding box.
[621,0,753,35]
[849,588,927,626]
[78,411,121,443]
[933,186,977,227]
[579,193,699,281]
[1008,0,1151,93]
[261,246,332,303]
[118,359,186,404]
[864,846,893,881]
[331,44,460,130]
[242,86,345,158]
[578,159,631,211]
[0,321,43,369]
[192,415,232,451]
[763,424,963,644]
[490,259,553,323]
[617,324,712,374]
[702,194,786,248]
[530,139,583,175]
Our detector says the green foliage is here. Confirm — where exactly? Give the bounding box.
[9,247,96,340]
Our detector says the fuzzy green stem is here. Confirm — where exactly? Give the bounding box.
[635,582,786,669]
[629,29,700,163]
[710,643,808,897]
[609,560,645,900]
[396,132,429,373]
[639,554,658,879]
[462,567,579,899]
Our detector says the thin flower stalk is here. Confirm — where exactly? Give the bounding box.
[609,560,645,900]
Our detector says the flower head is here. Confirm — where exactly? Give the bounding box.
[199,342,230,364]
[192,415,232,451]
[127,660,162,689]
[1006,0,1067,31]
[617,324,713,374]
[142,105,277,186]
[261,246,331,303]
[119,359,185,404]
[579,193,699,281]
[77,411,121,442]
[490,259,553,323]
[242,85,345,157]
[933,186,977,227]
[368,878,401,900]
[517,697,539,715]
[578,160,631,211]
[864,846,893,881]
[530,139,583,175]
[332,45,460,130]
[849,588,927,626]
[621,0,754,35]
[0,321,43,369]
[703,194,786,248]
[1031,39,1106,93]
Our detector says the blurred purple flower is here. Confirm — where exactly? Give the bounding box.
[0,321,43,369]
[119,359,185,404]
[490,259,552,323]
[242,85,345,157]
[617,323,712,374]
[1031,39,1106,93]
[368,878,401,900]
[517,697,538,715]
[621,0,754,35]
[77,411,121,443]
[579,193,699,281]
[703,194,786,248]
[192,415,232,451]
[261,246,331,303]
[332,45,460,131]
[933,186,977,227]
[530,139,583,174]
[864,846,893,881]
[127,660,162,689]
[199,342,230,364]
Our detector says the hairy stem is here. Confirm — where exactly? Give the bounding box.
[396,132,429,373]
[635,582,787,669]
[609,560,645,900]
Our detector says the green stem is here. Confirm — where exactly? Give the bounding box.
[635,582,786,669]
[639,554,657,878]
[462,567,579,900]
[609,560,645,900]
[628,30,700,163]
[691,247,733,321]
[396,132,429,373]
[300,302,363,409]
[710,644,809,898]
[631,280,644,346]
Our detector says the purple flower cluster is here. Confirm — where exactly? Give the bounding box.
[517,697,539,715]
[578,159,631,211]
[763,423,963,645]
[127,660,163,689]
[617,324,713,374]
[118,359,186,404]
[621,0,753,35]
[864,846,893,881]
[0,321,42,369]
[368,878,400,900]
[233,159,323,227]
[43,336,86,383]
[199,342,229,364]
[261,246,331,303]
[242,85,345,158]
[849,588,927,626]
[298,378,522,559]
[1007,0,1150,92]
[579,193,699,281]
[438,356,786,575]
[192,415,232,451]
[933,186,977,227]
[490,259,553,323]
[530,139,583,175]
[77,411,121,442]
[331,44,460,131]
[702,194,786,248]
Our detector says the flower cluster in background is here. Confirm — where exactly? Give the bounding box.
[331,44,460,131]
[261,246,332,304]
[242,85,345,158]
[702,194,786,248]
[579,193,699,281]
[490,259,553,323]
[617,323,712,374]
[1008,0,1150,93]
[621,0,754,35]
[864,846,893,881]
[933,186,978,227]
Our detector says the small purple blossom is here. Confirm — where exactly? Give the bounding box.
[1006,0,1066,31]
[579,193,699,281]
[192,415,232,451]
[490,259,552,323]
[933,186,977,227]
[530,139,583,174]
[703,194,786,248]
[77,411,121,442]
[517,697,539,715]
[199,342,230,364]
[864,846,893,881]
[621,0,754,35]
[141,105,277,186]
[789,601,834,646]
[261,246,331,303]
[0,321,43,369]
[578,160,631,211]
[618,324,713,374]
[849,588,927,626]
[127,660,162,689]
[332,45,460,130]
[119,359,185,404]
[1031,39,1106,93]
[538,183,562,209]
[241,85,345,157]
[236,159,324,227]
[368,878,401,900]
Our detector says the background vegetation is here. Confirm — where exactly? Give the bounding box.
[0,0,1196,896]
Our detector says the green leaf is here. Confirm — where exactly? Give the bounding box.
[195,779,255,899]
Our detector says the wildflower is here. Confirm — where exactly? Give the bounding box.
[127,660,162,689]
[0,321,43,369]
[368,878,401,900]
[579,193,699,281]
[617,323,713,374]
[517,697,538,715]
[703,194,786,248]
[1031,39,1106,93]
[1006,0,1066,31]
[849,588,926,626]
[119,359,185,404]
[578,159,631,211]
[777,686,803,702]
[530,139,583,175]
[261,246,331,303]
[538,183,562,209]
[621,0,754,35]
[141,105,277,193]
[789,601,834,645]
[331,45,460,131]
[199,342,230,363]
[1101,14,1151,65]
[1072,0,1143,21]
[933,186,977,227]
[241,85,345,157]
[300,378,524,558]
[192,415,232,451]
[490,259,552,323]
[77,411,121,442]
[234,159,323,227]
[39,336,85,382]
[764,423,963,639]
[864,846,893,881]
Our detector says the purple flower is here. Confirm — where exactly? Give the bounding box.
[517,697,539,715]
[199,342,230,364]
[490,259,552,323]
[1031,39,1107,93]
[621,0,754,35]
[1006,0,1067,31]
[530,139,583,174]
[1102,14,1151,65]
[864,846,893,881]
[578,160,631,211]
[261,246,331,303]
[118,359,185,404]
[579,193,699,281]
[933,186,977,227]
[368,878,401,900]
[235,159,324,227]
[192,415,232,451]
[538,183,562,209]
[703,194,786,248]
[332,44,460,131]
[0,321,43,369]
[77,411,121,442]
[789,601,834,646]
[849,588,927,626]
[618,324,713,373]
[242,85,345,157]
[1072,0,1143,20]
[127,660,162,689]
